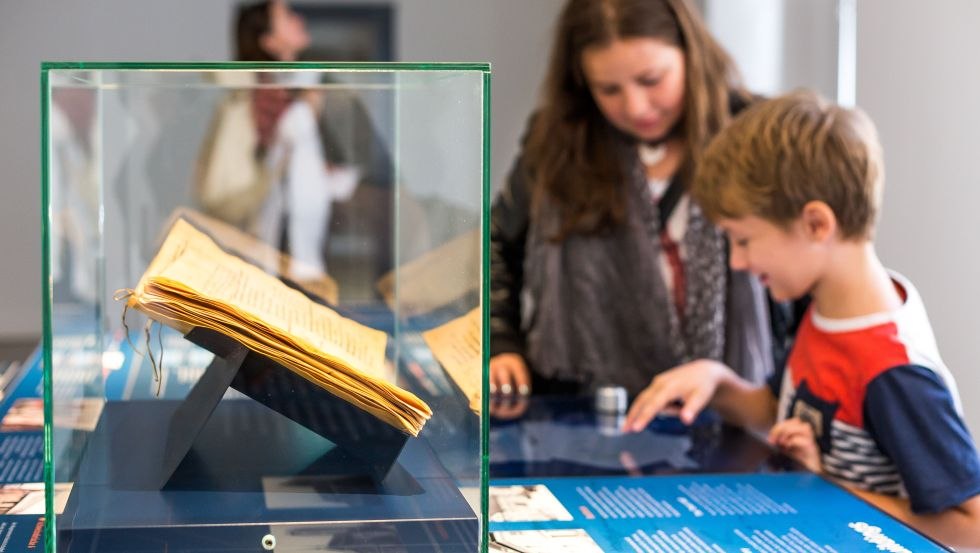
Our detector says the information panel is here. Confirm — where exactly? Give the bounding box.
[489,474,949,552]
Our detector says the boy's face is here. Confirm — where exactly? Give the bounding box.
[718,215,825,302]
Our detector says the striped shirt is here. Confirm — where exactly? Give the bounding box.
[770,272,980,513]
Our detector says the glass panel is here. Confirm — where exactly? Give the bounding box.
[43,63,488,553]
[393,68,486,511]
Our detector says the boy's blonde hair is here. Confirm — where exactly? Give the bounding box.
[692,91,884,240]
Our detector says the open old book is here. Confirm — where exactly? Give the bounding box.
[124,218,432,436]
[165,207,340,305]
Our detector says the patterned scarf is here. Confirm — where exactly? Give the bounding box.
[521,156,730,395]
[638,170,728,365]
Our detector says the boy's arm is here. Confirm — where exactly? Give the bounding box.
[863,365,980,548]
[710,369,778,432]
[625,359,777,432]
[850,489,980,548]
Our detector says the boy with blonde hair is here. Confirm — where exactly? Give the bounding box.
[625,91,980,546]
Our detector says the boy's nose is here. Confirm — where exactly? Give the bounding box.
[728,248,748,271]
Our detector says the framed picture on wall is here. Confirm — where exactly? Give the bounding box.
[293,4,394,62]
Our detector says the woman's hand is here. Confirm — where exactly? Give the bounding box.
[768,417,822,472]
[624,359,730,431]
[489,394,530,420]
[489,352,531,397]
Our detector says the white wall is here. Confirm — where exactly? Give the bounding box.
[706,0,840,100]
[707,0,786,95]
[0,0,561,340]
[857,0,980,438]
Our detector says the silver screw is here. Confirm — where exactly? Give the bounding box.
[261,534,276,551]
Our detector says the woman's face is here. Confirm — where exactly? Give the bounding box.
[581,37,686,142]
[263,0,310,61]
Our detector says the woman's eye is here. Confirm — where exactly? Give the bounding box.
[735,238,750,248]
[639,77,661,87]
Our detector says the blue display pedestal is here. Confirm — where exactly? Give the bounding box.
[58,331,476,552]
[59,399,476,552]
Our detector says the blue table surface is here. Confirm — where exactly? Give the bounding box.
[9,338,955,552]
[487,395,950,552]
[489,395,789,479]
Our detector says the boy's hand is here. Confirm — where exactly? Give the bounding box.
[768,417,822,472]
[489,353,531,397]
[624,359,729,432]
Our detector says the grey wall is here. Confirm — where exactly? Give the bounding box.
[706,0,840,99]
[0,1,235,340]
[857,0,980,439]
[0,0,562,340]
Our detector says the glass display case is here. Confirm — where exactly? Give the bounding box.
[42,62,489,553]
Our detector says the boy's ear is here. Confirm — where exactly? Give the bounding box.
[800,201,837,242]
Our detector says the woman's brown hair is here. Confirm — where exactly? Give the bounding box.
[527,0,749,240]
[235,1,275,62]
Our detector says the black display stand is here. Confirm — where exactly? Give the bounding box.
[159,327,410,486]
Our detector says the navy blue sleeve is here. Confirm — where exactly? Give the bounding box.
[864,365,980,514]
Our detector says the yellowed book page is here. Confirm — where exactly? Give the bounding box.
[377,229,479,317]
[134,273,430,416]
[137,219,387,380]
[137,288,425,433]
[164,208,339,305]
[422,307,483,414]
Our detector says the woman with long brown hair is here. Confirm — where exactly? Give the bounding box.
[490,0,776,400]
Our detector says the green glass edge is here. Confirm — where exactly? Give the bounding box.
[480,70,491,553]
[40,61,490,72]
[40,66,56,553]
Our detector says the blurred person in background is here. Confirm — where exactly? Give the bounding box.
[234,0,359,281]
